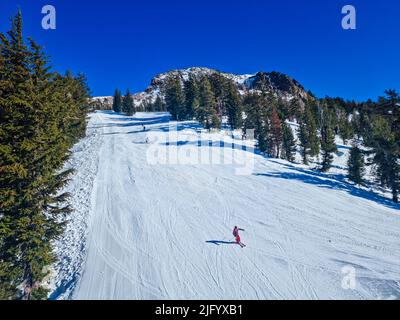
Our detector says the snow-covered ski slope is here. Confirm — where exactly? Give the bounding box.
[61,111,399,300]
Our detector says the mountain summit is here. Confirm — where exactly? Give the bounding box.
[142,67,309,103]
[93,67,310,109]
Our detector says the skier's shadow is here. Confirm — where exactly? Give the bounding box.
[206,240,237,246]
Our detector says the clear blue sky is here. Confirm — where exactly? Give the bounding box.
[1,0,399,101]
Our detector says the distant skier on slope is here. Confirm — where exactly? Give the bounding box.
[233,226,246,248]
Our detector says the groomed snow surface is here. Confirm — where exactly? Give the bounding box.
[52,111,400,300]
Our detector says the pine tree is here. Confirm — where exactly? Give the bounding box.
[153,96,164,112]
[183,75,199,120]
[390,159,400,203]
[348,145,365,185]
[0,13,36,298]
[67,72,91,140]
[145,99,154,112]
[243,93,263,138]
[269,107,283,158]
[112,89,122,113]
[258,127,269,153]
[225,81,242,130]
[198,77,217,129]
[211,113,221,129]
[307,103,320,158]
[165,76,184,121]
[243,93,269,152]
[282,123,296,163]
[320,122,337,172]
[288,98,302,121]
[122,89,135,116]
[298,120,310,164]
[339,118,353,145]
[0,12,91,299]
[298,102,320,164]
[386,89,400,202]
[368,116,400,203]
[355,111,373,143]
[209,72,228,119]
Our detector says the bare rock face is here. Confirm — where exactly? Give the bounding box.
[250,71,307,97]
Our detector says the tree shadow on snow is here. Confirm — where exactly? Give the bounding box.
[100,115,203,134]
[254,163,400,211]
[160,140,256,153]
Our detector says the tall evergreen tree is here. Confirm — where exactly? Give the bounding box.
[269,107,283,158]
[209,72,228,119]
[354,110,372,142]
[243,93,271,153]
[183,75,199,120]
[281,123,296,163]
[0,12,90,299]
[165,76,184,121]
[298,103,319,165]
[320,121,337,172]
[339,118,353,145]
[0,11,33,299]
[307,103,320,158]
[348,145,365,185]
[122,89,135,116]
[211,113,221,129]
[243,93,264,137]
[298,120,310,165]
[112,89,122,113]
[287,98,302,121]
[368,116,400,203]
[153,96,164,112]
[225,81,242,130]
[197,77,218,129]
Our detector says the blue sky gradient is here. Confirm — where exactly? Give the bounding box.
[1,0,399,100]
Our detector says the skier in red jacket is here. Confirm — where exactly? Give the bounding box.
[233,226,246,248]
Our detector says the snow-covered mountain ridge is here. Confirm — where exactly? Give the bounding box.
[92,67,310,108]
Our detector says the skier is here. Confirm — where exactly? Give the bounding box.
[233,226,246,248]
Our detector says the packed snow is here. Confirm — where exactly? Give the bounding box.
[52,111,400,300]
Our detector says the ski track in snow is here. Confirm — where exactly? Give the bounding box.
[52,111,400,300]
